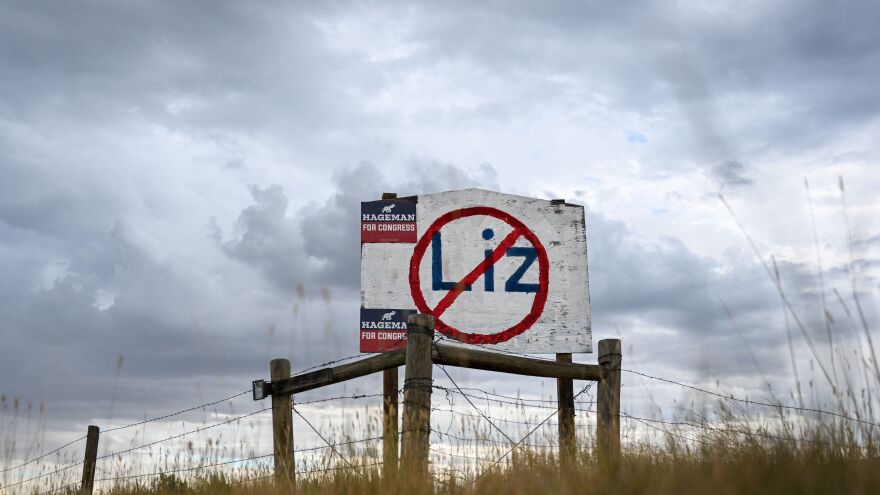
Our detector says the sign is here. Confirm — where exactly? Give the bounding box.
[360,189,591,354]
[359,308,416,352]
[361,200,417,243]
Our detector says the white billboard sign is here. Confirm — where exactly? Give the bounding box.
[360,189,591,354]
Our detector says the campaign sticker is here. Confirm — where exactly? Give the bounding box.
[361,200,417,243]
[359,308,416,352]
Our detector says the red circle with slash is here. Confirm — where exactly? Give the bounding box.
[408,206,549,344]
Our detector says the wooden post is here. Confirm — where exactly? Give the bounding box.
[556,353,576,468]
[597,339,621,467]
[401,314,434,476]
[381,192,400,478]
[80,425,99,495]
[270,358,294,485]
[383,367,399,477]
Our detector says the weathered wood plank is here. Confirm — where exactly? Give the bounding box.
[431,343,601,380]
[401,314,434,477]
[270,348,406,396]
[270,359,294,484]
[383,367,399,477]
[80,425,99,495]
[269,340,597,400]
[597,339,622,467]
[557,352,576,468]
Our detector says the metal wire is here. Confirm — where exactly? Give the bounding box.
[97,406,272,460]
[0,460,84,490]
[293,406,355,469]
[0,435,87,474]
[19,357,880,494]
[623,368,880,428]
[480,381,595,475]
[434,361,517,446]
[103,390,251,433]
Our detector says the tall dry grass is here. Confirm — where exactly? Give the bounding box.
[20,429,880,495]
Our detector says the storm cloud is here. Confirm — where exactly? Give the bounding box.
[0,0,878,469]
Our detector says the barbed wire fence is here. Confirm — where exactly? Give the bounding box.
[3,357,879,494]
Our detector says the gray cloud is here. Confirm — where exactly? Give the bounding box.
[0,0,878,471]
[711,160,753,190]
[375,1,880,157]
[215,161,499,293]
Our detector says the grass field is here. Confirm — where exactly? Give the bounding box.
[16,430,880,495]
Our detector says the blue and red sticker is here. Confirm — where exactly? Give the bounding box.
[361,200,417,243]
[359,308,417,353]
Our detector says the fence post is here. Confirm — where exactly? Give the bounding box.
[383,367,399,478]
[381,191,400,479]
[80,425,99,495]
[597,339,621,467]
[556,353,576,469]
[401,314,434,477]
[270,358,294,485]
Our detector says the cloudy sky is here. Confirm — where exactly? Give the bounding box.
[1,0,879,475]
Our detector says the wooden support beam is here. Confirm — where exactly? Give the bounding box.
[401,314,434,477]
[556,353,576,468]
[270,358,294,485]
[597,339,622,468]
[431,343,601,381]
[271,342,596,399]
[80,425,99,495]
[268,340,597,401]
[270,348,406,396]
[383,367,399,478]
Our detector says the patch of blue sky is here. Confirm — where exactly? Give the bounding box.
[625,130,647,143]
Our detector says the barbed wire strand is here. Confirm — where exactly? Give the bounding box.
[11,391,257,492]
[431,429,558,449]
[0,459,84,490]
[428,446,495,462]
[98,436,386,483]
[103,390,251,433]
[436,385,595,412]
[434,360,517,446]
[0,435,87,474]
[442,386,569,404]
[434,382,598,407]
[97,407,271,461]
[623,413,714,447]
[293,393,386,407]
[620,412,856,448]
[93,453,276,482]
[623,368,880,428]
[32,392,384,488]
[479,381,594,478]
[431,405,597,428]
[34,437,384,493]
[293,407,355,469]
